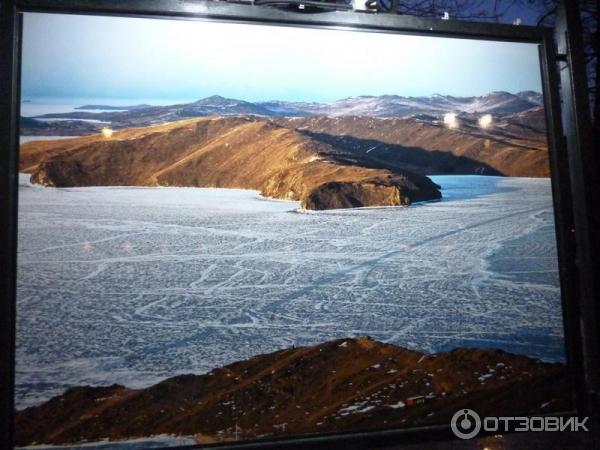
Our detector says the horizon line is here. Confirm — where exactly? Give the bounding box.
[21,90,543,105]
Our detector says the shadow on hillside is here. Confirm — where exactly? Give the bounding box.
[300,130,503,178]
[298,130,521,202]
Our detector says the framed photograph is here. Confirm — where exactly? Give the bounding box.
[0,1,592,449]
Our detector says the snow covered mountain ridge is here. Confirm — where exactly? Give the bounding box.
[31,91,543,125]
[256,90,543,117]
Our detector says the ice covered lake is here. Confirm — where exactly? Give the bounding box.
[16,435,197,450]
[16,175,564,408]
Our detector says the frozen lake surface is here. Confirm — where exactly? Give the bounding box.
[16,434,196,449]
[16,175,564,408]
[20,136,82,145]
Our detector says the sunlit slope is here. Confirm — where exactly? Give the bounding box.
[274,108,549,178]
[19,116,441,210]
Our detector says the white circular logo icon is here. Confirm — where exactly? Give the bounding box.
[451,409,481,439]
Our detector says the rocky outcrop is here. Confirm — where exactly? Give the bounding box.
[304,180,405,210]
[20,116,441,210]
[302,177,433,210]
[15,337,569,446]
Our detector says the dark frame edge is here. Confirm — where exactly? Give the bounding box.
[554,0,600,427]
[0,2,21,450]
[14,0,548,42]
[539,29,585,414]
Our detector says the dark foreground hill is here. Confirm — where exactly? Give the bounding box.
[15,337,569,446]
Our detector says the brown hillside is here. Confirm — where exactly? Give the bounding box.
[274,109,549,177]
[15,338,569,446]
[20,117,440,210]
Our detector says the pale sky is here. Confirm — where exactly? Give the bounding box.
[22,12,543,102]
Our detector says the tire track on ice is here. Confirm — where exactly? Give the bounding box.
[271,207,543,309]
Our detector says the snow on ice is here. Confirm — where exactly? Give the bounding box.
[16,175,563,408]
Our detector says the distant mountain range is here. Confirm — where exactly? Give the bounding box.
[257,91,543,117]
[143,91,542,118]
[28,91,543,126]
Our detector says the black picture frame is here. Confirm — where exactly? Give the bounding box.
[0,1,596,449]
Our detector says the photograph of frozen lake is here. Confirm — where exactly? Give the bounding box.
[14,11,571,447]
[16,174,563,408]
